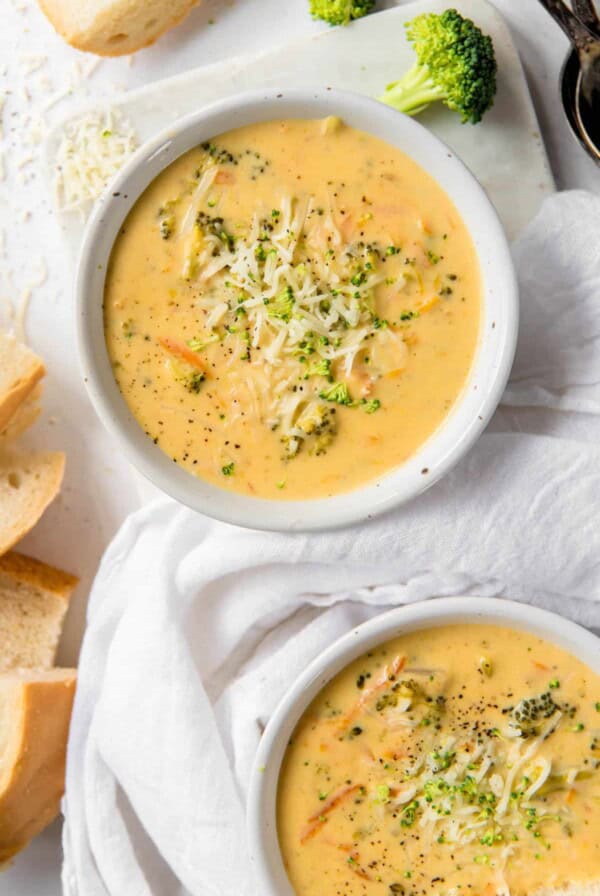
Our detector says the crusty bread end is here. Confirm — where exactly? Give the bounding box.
[37,0,201,56]
[0,551,78,672]
[0,668,76,862]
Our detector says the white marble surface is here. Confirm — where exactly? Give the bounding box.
[0,0,598,892]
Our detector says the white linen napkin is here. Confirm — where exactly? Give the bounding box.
[62,191,600,896]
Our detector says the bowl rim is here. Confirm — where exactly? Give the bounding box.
[246,596,600,895]
[75,86,518,532]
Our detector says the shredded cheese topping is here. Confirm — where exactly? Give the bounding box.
[54,109,138,212]
[168,158,426,458]
[350,676,589,890]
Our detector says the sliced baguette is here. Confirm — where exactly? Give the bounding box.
[0,385,43,445]
[37,0,201,56]
[0,552,78,673]
[0,450,65,557]
[0,332,45,435]
[0,668,76,862]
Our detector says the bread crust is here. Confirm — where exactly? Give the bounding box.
[0,551,78,601]
[0,671,76,862]
[37,0,201,56]
[0,549,78,673]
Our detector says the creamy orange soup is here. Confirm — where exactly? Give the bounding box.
[104,118,481,499]
[278,625,600,896]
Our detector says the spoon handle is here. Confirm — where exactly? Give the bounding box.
[572,0,600,35]
[537,0,596,49]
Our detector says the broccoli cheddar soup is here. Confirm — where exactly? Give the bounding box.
[104,118,481,499]
[278,625,600,896]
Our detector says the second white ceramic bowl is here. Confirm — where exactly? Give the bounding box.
[76,88,518,531]
[246,597,600,895]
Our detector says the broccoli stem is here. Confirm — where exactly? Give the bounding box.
[379,62,447,116]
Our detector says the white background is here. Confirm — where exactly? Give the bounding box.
[0,0,598,892]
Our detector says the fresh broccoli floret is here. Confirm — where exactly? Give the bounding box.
[309,0,376,26]
[379,9,497,124]
[319,382,353,406]
[265,285,295,322]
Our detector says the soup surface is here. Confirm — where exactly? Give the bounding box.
[104,118,481,499]
[278,624,600,896]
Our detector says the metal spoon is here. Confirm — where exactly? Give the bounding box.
[538,0,600,162]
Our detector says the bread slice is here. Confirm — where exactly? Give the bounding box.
[0,450,65,557]
[0,332,45,435]
[37,0,201,56]
[0,385,43,445]
[0,552,78,673]
[0,668,76,862]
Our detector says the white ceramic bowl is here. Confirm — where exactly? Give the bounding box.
[246,596,600,895]
[76,88,518,531]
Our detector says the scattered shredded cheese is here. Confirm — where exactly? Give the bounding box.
[53,109,138,212]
